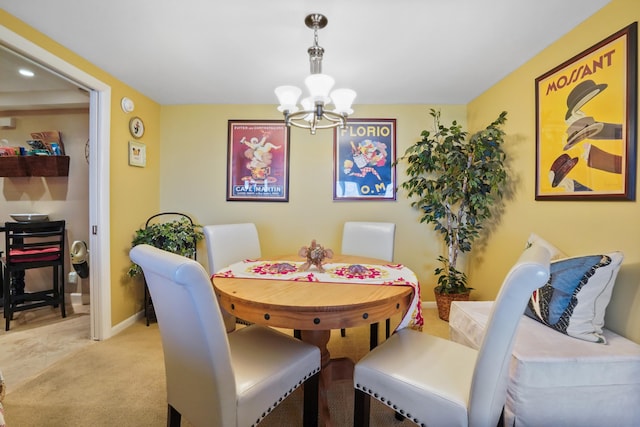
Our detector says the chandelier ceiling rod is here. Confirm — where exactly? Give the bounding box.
[306,13,326,75]
[275,13,356,135]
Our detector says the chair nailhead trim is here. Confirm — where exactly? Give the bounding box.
[355,383,423,426]
[252,368,319,426]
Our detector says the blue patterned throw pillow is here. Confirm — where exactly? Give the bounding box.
[525,252,623,343]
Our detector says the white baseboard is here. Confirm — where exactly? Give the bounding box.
[70,293,83,306]
[110,310,144,337]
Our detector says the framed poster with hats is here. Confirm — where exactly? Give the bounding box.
[535,22,637,201]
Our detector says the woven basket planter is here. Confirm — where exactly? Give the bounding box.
[434,288,470,322]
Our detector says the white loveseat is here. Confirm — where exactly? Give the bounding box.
[449,301,640,427]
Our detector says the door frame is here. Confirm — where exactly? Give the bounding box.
[0,24,112,340]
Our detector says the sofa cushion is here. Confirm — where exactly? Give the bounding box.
[524,251,623,343]
[450,301,640,427]
[524,233,623,343]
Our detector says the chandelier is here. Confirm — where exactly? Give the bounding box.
[275,14,356,135]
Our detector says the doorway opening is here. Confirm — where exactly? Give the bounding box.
[0,24,112,340]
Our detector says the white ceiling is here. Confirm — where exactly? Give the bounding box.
[0,44,90,111]
[0,0,611,109]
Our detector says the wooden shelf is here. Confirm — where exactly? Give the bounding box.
[0,156,70,177]
[0,156,28,176]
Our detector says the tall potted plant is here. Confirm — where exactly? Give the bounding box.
[397,109,508,320]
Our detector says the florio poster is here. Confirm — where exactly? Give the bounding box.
[334,119,396,201]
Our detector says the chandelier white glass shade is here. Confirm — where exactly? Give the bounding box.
[275,14,356,135]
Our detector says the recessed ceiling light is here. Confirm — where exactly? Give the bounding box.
[19,68,35,77]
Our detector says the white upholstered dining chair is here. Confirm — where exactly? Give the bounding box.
[341,221,395,263]
[341,221,396,347]
[353,245,551,427]
[130,244,320,427]
[204,223,261,332]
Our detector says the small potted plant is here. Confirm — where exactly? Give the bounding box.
[128,216,203,277]
[396,109,508,320]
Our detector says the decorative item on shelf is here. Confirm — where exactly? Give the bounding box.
[298,239,333,272]
[129,116,145,139]
[27,139,48,154]
[0,140,16,156]
[396,109,509,321]
[10,213,49,223]
[275,13,356,135]
[30,131,65,155]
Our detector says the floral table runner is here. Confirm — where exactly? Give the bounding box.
[214,260,423,331]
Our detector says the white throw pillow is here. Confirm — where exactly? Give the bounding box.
[526,233,568,260]
[524,249,623,344]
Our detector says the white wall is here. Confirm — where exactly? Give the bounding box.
[0,110,89,293]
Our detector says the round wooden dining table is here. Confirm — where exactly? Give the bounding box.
[212,253,415,427]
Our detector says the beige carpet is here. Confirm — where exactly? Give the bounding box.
[3,308,448,426]
[0,313,92,394]
[0,302,87,337]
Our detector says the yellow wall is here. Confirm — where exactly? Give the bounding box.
[159,104,468,284]
[3,0,638,340]
[0,10,162,325]
[468,0,640,342]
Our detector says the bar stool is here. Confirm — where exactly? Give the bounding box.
[2,220,66,331]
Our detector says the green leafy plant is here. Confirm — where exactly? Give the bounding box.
[127,217,204,277]
[397,109,508,294]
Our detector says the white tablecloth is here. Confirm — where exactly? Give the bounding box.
[215,259,423,331]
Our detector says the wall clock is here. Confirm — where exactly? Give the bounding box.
[129,116,145,139]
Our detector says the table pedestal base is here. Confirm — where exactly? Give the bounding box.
[301,330,355,427]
